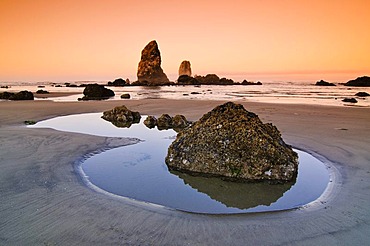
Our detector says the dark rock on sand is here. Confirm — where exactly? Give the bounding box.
[179,61,192,77]
[345,76,370,87]
[0,92,15,100]
[79,84,115,100]
[315,80,336,86]
[101,105,141,128]
[143,116,158,129]
[137,40,170,86]
[120,93,131,99]
[36,89,49,94]
[355,92,370,97]
[342,98,358,103]
[166,102,298,182]
[0,91,34,100]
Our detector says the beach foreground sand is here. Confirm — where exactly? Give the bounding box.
[1,99,370,245]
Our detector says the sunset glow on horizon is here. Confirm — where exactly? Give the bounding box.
[1,0,369,83]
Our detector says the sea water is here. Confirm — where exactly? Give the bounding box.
[30,113,331,214]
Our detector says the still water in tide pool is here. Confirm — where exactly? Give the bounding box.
[31,113,330,214]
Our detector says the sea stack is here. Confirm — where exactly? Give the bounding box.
[166,102,298,183]
[137,40,170,85]
[179,60,192,77]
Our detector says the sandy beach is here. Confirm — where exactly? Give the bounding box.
[1,99,370,245]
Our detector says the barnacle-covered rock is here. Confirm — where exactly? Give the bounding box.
[165,102,298,182]
[101,105,141,128]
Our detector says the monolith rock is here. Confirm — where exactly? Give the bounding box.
[137,40,170,86]
[178,60,192,77]
[165,102,299,182]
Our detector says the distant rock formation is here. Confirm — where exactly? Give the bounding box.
[179,61,192,77]
[345,76,370,87]
[79,84,115,101]
[108,78,127,86]
[241,80,262,85]
[194,74,235,85]
[0,91,34,100]
[355,92,370,97]
[177,75,200,85]
[315,80,336,86]
[101,105,141,128]
[137,40,170,86]
[166,102,298,183]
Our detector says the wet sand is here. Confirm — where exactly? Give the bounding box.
[0,99,370,245]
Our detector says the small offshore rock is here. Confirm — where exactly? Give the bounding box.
[342,98,358,103]
[355,92,370,97]
[315,80,336,86]
[177,75,200,85]
[241,80,262,85]
[121,93,131,99]
[179,61,192,77]
[101,105,141,128]
[345,76,370,87]
[166,102,298,182]
[80,84,115,100]
[143,116,157,129]
[108,78,127,86]
[157,114,173,130]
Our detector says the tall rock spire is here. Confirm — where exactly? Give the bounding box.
[137,40,169,85]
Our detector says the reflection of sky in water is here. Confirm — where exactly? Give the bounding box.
[30,113,330,214]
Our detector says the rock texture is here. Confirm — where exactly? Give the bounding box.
[137,40,170,85]
[315,80,336,86]
[179,61,192,77]
[80,84,115,100]
[143,114,190,130]
[0,91,34,100]
[166,102,298,182]
[101,105,141,128]
[143,116,158,129]
[345,76,370,87]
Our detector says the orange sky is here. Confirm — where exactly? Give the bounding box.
[0,0,369,82]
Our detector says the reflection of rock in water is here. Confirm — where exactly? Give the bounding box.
[171,171,295,209]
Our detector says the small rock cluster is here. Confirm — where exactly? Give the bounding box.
[144,114,190,130]
[0,91,34,100]
[101,105,141,128]
[166,102,299,183]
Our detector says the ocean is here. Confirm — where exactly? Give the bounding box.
[0,80,369,107]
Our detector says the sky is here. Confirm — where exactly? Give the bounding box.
[0,0,369,83]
